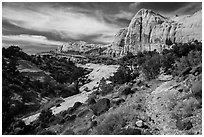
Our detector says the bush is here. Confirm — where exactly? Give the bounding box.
[191,80,202,103]
[110,65,135,84]
[37,130,57,135]
[160,52,176,74]
[38,109,55,128]
[62,129,75,135]
[172,97,200,119]
[96,113,126,135]
[174,50,202,75]
[98,78,114,95]
[141,54,161,80]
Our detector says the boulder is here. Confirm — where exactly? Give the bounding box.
[66,102,83,115]
[176,120,193,131]
[111,97,125,106]
[65,114,76,122]
[77,109,94,118]
[90,98,111,116]
[72,102,83,110]
[135,120,143,127]
[118,85,135,96]
[86,97,96,106]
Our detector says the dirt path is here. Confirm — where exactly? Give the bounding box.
[145,80,184,135]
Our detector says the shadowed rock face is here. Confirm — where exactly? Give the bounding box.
[105,9,202,57]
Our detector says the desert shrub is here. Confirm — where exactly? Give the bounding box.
[119,52,135,65]
[191,80,202,104]
[141,54,161,80]
[160,52,176,74]
[172,97,200,119]
[62,129,75,135]
[37,130,57,135]
[182,97,200,117]
[38,109,55,128]
[174,50,202,75]
[110,65,135,84]
[96,113,126,135]
[170,41,202,58]
[186,50,202,66]
[98,77,114,95]
[176,119,193,131]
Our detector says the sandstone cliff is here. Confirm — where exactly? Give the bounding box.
[105,9,202,57]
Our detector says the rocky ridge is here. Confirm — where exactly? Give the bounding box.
[105,9,202,57]
[57,41,106,53]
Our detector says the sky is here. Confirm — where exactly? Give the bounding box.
[2,2,202,54]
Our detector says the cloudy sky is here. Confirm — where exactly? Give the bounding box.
[2,2,202,54]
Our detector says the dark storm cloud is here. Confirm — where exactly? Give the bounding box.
[130,2,202,17]
[3,20,63,42]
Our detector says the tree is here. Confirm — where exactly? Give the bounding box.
[38,109,54,128]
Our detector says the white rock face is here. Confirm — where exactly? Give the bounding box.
[109,9,202,57]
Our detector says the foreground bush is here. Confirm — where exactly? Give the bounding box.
[141,54,161,80]
[96,113,126,135]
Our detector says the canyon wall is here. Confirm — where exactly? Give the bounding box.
[105,9,202,57]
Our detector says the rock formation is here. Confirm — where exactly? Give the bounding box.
[105,9,202,57]
[57,41,105,53]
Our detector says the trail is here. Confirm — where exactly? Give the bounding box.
[145,80,184,135]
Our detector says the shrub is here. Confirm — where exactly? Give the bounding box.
[38,109,55,128]
[174,50,202,75]
[62,129,75,135]
[141,54,161,80]
[172,97,200,119]
[96,113,126,135]
[98,77,114,95]
[191,80,202,103]
[37,130,57,135]
[176,120,193,131]
[110,65,135,84]
[160,52,176,74]
[170,41,202,58]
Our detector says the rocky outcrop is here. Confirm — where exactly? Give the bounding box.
[107,9,202,57]
[104,28,128,57]
[57,41,105,53]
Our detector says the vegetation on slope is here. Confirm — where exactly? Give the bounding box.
[2,46,88,134]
